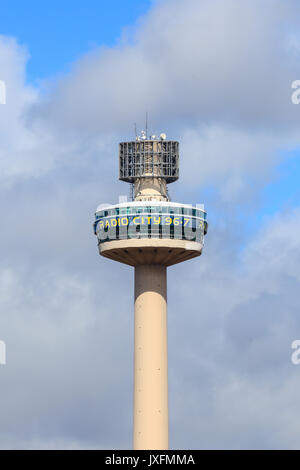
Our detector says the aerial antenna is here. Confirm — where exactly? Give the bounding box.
[145,112,148,139]
[134,122,137,139]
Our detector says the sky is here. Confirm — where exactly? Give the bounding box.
[0,0,153,83]
[1,0,300,449]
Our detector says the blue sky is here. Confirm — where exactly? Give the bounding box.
[0,0,152,82]
[1,0,300,450]
[262,150,300,214]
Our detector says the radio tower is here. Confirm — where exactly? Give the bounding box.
[94,130,207,450]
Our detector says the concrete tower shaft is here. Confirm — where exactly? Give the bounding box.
[134,176,167,201]
[134,265,168,449]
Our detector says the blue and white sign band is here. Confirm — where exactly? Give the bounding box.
[94,205,207,244]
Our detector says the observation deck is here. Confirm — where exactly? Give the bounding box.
[94,201,207,267]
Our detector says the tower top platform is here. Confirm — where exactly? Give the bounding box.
[94,132,207,266]
[119,139,179,184]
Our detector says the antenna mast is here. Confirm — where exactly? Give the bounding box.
[145,112,148,139]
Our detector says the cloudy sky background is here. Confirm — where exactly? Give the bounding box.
[1,0,300,449]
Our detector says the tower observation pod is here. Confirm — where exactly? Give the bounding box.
[93,132,208,450]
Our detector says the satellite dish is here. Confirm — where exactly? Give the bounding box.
[160,133,167,140]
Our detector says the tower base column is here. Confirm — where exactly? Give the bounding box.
[133,265,168,450]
